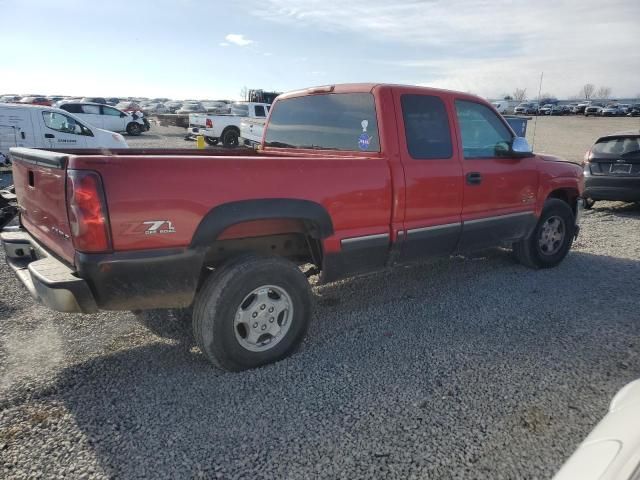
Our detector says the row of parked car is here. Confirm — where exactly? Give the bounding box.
[510,101,640,117]
[0,94,234,117]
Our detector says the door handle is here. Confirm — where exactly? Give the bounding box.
[466,172,482,185]
[44,133,55,138]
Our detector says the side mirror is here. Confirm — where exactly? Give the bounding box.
[511,137,533,157]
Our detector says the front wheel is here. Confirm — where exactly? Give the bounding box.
[126,122,142,136]
[193,255,311,371]
[513,199,575,269]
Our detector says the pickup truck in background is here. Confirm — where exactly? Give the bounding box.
[188,101,270,147]
[1,83,584,371]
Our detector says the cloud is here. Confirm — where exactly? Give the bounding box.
[224,34,254,46]
[247,0,640,98]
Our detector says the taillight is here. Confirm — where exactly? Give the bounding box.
[206,118,213,128]
[66,170,112,253]
[582,149,592,167]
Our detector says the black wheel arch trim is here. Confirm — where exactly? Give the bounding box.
[190,198,334,248]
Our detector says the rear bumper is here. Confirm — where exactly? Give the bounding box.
[584,174,640,201]
[1,226,204,313]
[1,227,98,313]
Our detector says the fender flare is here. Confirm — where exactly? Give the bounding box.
[190,198,334,248]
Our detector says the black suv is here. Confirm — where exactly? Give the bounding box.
[583,131,640,208]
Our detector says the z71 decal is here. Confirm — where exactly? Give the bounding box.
[122,220,176,235]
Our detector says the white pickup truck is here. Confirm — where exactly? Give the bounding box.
[188,102,270,147]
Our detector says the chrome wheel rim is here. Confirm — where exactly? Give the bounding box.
[538,215,565,256]
[234,285,293,352]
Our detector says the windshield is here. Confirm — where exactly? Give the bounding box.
[593,137,640,157]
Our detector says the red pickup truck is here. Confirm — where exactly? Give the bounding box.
[1,84,584,371]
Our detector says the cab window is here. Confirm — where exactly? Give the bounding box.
[455,100,513,158]
[81,104,100,115]
[42,112,92,136]
[401,94,452,159]
[254,105,266,117]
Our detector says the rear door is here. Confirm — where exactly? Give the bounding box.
[79,104,103,128]
[453,98,539,251]
[40,110,88,149]
[101,105,126,132]
[393,89,464,262]
[0,107,34,155]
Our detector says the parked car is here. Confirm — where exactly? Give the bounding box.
[1,83,584,371]
[59,102,149,135]
[601,104,623,117]
[514,102,537,115]
[141,103,168,115]
[573,101,591,114]
[584,104,604,116]
[628,104,640,117]
[177,102,207,114]
[553,379,640,480]
[115,101,142,112]
[549,105,567,116]
[106,97,120,106]
[164,101,183,113]
[582,130,640,208]
[618,104,631,114]
[80,97,107,105]
[188,102,270,146]
[0,95,22,103]
[18,96,52,106]
[203,101,231,114]
[0,103,127,163]
[491,101,512,114]
[538,104,554,115]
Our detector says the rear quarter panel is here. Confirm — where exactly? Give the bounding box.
[67,154,393,254]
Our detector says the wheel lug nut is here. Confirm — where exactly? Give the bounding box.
[268,307,274,313]
[252,312,258,318]
[261,324,267,330]
[269,317,274,323]
[260,304,266,310]
[253,323,258,328]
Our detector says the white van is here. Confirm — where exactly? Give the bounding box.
[0,103,128,163]
[491,100,515,114]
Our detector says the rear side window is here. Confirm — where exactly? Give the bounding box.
[265,93,379,151]
[81,104,100,114]
[102,106,121,116]
[592,137,640,157]
[401,94,452,159]
[254,105,266,117]
[455,100,513,158]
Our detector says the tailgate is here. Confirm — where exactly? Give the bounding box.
[189,114,207,127]
[10,148,75,264]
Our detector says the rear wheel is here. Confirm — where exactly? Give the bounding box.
[514,198,575,269]
[221,128,239,147]
[193,255,311,371]
[126,122,142,136]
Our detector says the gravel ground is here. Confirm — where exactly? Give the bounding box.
[1,116,639,479]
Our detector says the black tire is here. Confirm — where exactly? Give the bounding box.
[221,128,239,147]
[126,122,142,136]
[193,255,311,371]
[583,197,595,210]
[134,308,193,341]
[513,198,575,269]
[204,137,218,146]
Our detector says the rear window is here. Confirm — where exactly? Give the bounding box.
[264,93,380,151]
[592,137,640,157]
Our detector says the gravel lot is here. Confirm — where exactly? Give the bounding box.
[1,115,639,479]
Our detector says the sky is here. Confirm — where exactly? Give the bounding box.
[1,0,639,101]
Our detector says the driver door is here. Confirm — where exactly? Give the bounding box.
[453,99,539,251]
[41,111,88,148]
